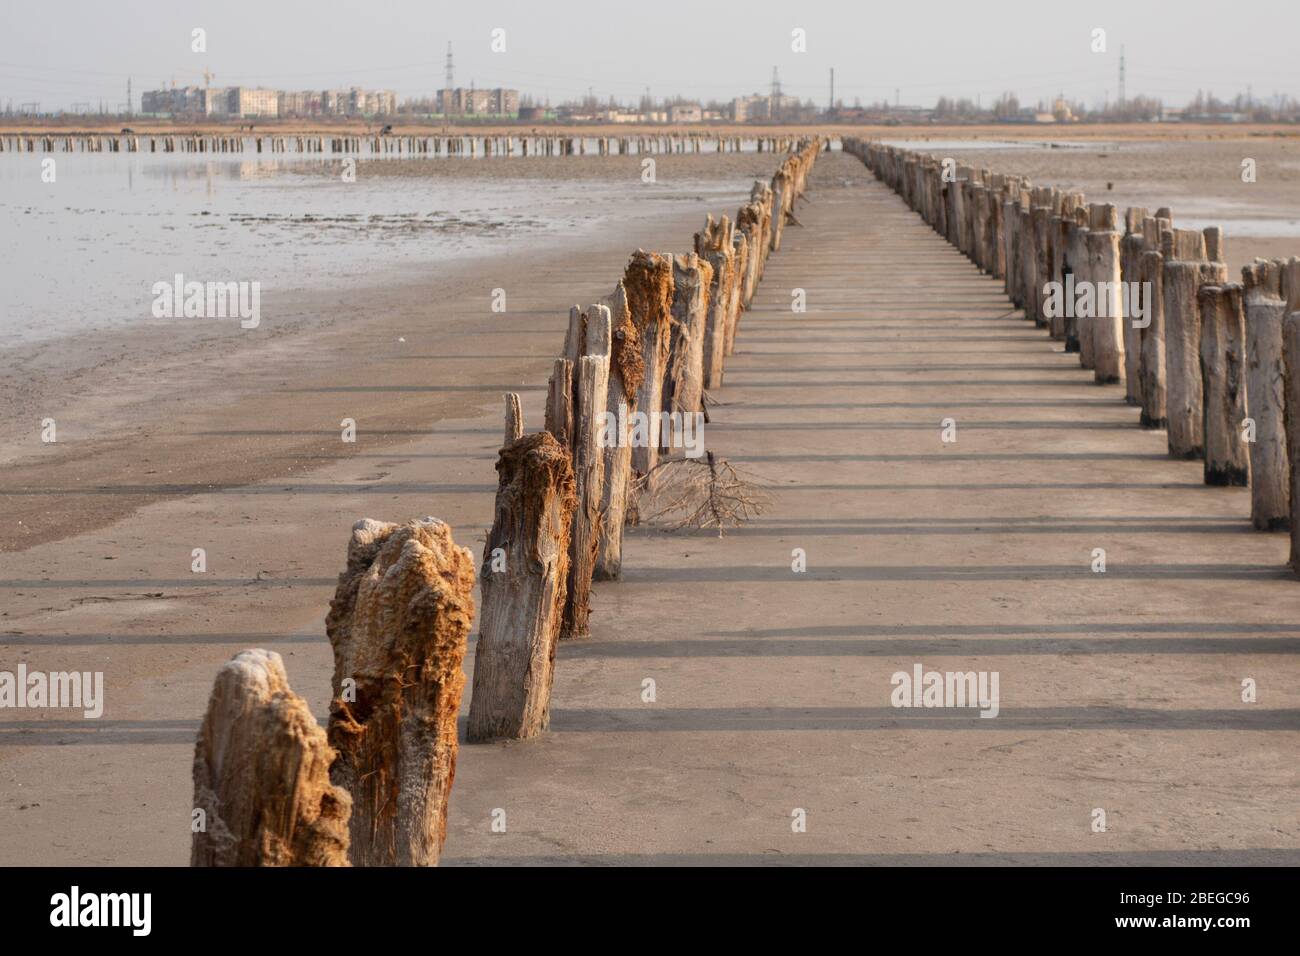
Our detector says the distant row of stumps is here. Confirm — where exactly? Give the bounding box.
[1,132,810,157]
[843,136,1300,575]
[189,140,825,868]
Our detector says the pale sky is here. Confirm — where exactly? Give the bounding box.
[2,0,1297,111]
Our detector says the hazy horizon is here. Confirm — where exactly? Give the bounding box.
[1,0,1297,111]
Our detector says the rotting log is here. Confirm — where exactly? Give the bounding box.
[192,649,351,867]
[1198,283,1249,486]
[326,517,476,867]
[467,432,576,741]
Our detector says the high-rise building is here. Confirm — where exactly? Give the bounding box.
[435,88,519,117]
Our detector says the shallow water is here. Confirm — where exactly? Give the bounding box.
[0,151,742,347]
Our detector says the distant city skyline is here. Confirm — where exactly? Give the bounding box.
[2,0,1297,113]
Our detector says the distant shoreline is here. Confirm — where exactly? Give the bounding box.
[4,120,1300,140]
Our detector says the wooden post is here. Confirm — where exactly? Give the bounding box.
[1086,204,1124,385]
[561,306,611,640]
[695,215,736,390]
[326,517,476,867]
[1163,229,1216,458]
[1243,261,1290,529]
[544,359,573,451]
[503,392,523,444]
[467,432,577,741]
[1285,311,1300,568]
[594,281,645,580]
[1198,283,1249,485]
[664,252,713,421]
[1065,211,1089,355]
[1138,217,1173,428]
[1121,208,1150,405]
[624,251,674,481]
[191,649,351,867]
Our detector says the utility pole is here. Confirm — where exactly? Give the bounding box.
[444,41,455,122]
[829,67,834,115]
[127,77,133,117]
[1118,45,1126,110]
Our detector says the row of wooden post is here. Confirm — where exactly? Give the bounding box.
[1,132,807,157]
[189,140,823,867]
[843,137,1300,572]
[467,139,822,738]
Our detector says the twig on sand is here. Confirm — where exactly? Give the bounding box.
[633,451,771,537]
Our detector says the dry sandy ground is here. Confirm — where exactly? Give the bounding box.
[1,147,1298,866]
[0,152,779,550]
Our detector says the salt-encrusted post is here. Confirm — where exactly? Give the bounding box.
[467,432,577,741]
[192,649,351,867]
[1243,261,1290,529]
[561,305,611,640]
[1198,283,1249,486]
[326,517,476,867]
[625,251,674,482]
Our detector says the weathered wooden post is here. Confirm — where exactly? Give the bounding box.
[1138,217,1173,428]
[1121,209,1151,405]
[625,251,675,482]
[664,252,713,420]
[1284,311,1300,569]
[1163,230,1223,458]
[1050,194,1082,341]
[1087,204,1124,385]
[192,649,352,867]
[467,431,577,741]
[326,517,476,867]
[503,392,523,443]
[695,215,736,390]
[544,359,574,450]
[594,281,645,580]
[1064,209,1089,354]
[561,306,611,640]
[1243,261,1290,529]
[1198,283,1249,485]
